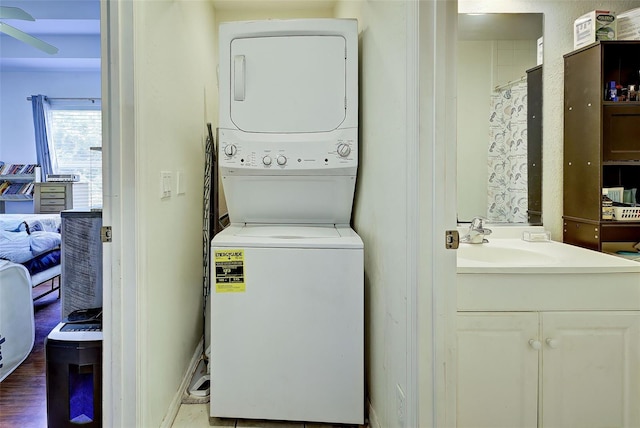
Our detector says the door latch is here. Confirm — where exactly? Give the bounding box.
[445,230,459,249]
[101,226,112,243]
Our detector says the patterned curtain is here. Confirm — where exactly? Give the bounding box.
[487,80,528,222]
[31,95,57,178]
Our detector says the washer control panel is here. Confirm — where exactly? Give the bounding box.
[218,129,357,172]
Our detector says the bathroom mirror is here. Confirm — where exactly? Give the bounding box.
[457,13,544,224]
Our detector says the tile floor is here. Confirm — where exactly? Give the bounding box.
[171,403,364,428]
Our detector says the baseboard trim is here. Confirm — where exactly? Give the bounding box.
[160,337,205,428]
[368,399,381,428]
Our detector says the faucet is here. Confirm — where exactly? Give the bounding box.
[461,217,492,244]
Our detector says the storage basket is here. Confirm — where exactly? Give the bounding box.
[612,206,640,221]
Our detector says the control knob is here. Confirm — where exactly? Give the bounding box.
[337,143,351,157]
[262,156,272,166]
[277,155,287,166]
[224,144,237,157]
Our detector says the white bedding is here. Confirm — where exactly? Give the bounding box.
[0,214,62,290]
[0,213,61,233]
[0,230,61,263]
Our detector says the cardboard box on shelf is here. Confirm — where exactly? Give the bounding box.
[574,10,616,50]
[618,7,640,40]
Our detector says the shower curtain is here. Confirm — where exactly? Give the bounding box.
[487,79,528,223]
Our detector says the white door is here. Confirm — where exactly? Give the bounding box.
[457,312,539,428]
[541,311,640,428]
[230,35,346,133]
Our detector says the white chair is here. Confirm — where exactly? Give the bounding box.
[0,260,35,382]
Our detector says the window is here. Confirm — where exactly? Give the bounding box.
[48,99,102,208]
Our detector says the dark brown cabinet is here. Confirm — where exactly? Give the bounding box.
[563,41,640,251]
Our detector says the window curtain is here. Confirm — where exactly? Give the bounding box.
[487,79,528,223]
[31,95,57,178]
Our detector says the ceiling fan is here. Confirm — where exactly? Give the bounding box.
[0,5,58,54]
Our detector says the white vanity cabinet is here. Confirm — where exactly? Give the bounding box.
[457,311,640,428]
[541,312,640,428]
[456,237,640,427]
[457,312,539,428]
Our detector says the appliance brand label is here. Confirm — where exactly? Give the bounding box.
[214,249,246,293]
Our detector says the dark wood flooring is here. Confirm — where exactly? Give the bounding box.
[0,281,61,428]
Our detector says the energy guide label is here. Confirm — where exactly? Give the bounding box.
[214,249,246,293]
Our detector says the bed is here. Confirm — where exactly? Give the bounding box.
[0,214,62,300]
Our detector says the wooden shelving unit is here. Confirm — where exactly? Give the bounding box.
[0,164,41,213]
[563,41,640,251]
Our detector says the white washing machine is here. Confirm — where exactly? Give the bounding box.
[211,19,363,424]
[211,224,363,423]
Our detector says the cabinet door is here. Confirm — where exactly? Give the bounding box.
[541,312,640,428]
[563,45,602,222]
[603,105,640,161]
[457,312,539,428]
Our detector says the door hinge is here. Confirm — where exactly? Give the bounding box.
[101,226,112,243]
[445,230,459,249]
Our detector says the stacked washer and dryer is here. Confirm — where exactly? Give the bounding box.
[210,19,364,425]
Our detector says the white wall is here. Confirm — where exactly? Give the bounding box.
[457,41,492,221]
[349,1,411,426]
[457,39,537,221]
[0,71,100,213]
[459,0,640,239]
[130,1,218,425]
[493,40,537,85]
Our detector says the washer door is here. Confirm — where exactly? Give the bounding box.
[230,35,347,133]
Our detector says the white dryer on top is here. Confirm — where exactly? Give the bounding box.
[217,18,359,225]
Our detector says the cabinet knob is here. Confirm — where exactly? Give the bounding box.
[546,338,559,349]
[529,339,542,350]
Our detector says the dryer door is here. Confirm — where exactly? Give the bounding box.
[230,35,346,133]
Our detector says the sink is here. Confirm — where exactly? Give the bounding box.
[457,242,556,266]
[455,237,640,312]
[456,238,640,274]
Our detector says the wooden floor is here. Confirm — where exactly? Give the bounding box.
[0,281,61,428]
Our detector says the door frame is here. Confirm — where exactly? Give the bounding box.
[101,1,459,426]
[414,0,458,426]
[101,0,140,425]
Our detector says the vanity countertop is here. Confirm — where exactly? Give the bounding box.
[457,238,640,274]
[456,234,640,312]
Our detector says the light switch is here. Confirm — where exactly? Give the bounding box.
[161,171,172,199]
[177,170,186,195]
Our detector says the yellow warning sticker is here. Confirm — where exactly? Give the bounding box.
[214,249,245,293]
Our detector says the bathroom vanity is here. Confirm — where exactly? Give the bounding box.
[456,236,640,427]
